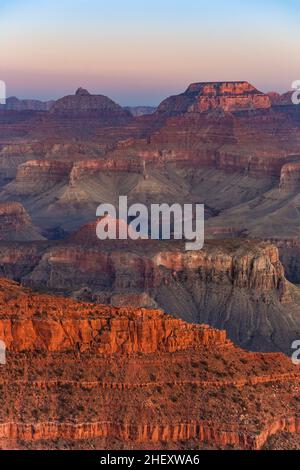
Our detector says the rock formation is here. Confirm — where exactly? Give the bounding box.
[0,80,300,449]
[0,278,298,450]
[0,83,300,350]
[157,81,271,116]
[6,160,72,195]
[0,202,44,241]
[0,96,54,111]
[69,158,144,185]
[268,91,294,106]
[0,238,298,353]
[49,88,131,123]
[268,239,300,284]
[279,162,300,192]
[1,81,300,182]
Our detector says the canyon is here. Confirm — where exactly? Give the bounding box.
[0,82,300,350]
[0,238,298,354]
[0,81,300,449]
[1,83,300,340]
[0,278,299,450]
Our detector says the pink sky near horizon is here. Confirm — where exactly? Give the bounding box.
[0,0,299,105]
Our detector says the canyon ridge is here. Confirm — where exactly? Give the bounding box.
[0,80,300,449]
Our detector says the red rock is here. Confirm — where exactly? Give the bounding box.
[49,88,131,122]
[157,81,271,116]
[0,279,299,450]
[268,91,294,106]
[69,158,144,185]
[1,81,299,180]
[13,160,72,193]
[0,238,296,353]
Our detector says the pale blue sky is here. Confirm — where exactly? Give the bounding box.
[0,0,299,105]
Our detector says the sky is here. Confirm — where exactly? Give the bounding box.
[0,0,299,105]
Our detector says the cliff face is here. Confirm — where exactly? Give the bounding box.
[0,82,300,388]
[0,96,54,111]
[10,160,72,194]
[0,155,283,239]
[0,279,299,450]
[149,107,300,177]
[268,91,294,106]
[24,245,161,293]
[279,163,300,192]
[153,243,287,293]
[49,88,131,123]
[0,202,44,241]
[268,239,300,284]
[1,152,144,192]
[69,158,144,184]
[0,81,300,180]
[0,279,227,353]
[0,239,298,353]
[157,81,271,116]
[1,82,300,244]
[143,81,300,179]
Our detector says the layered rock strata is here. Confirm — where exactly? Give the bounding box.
[0,202,44,241]
[157,81,271,116]
[0,279,299,450]
[0,239,298,353]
